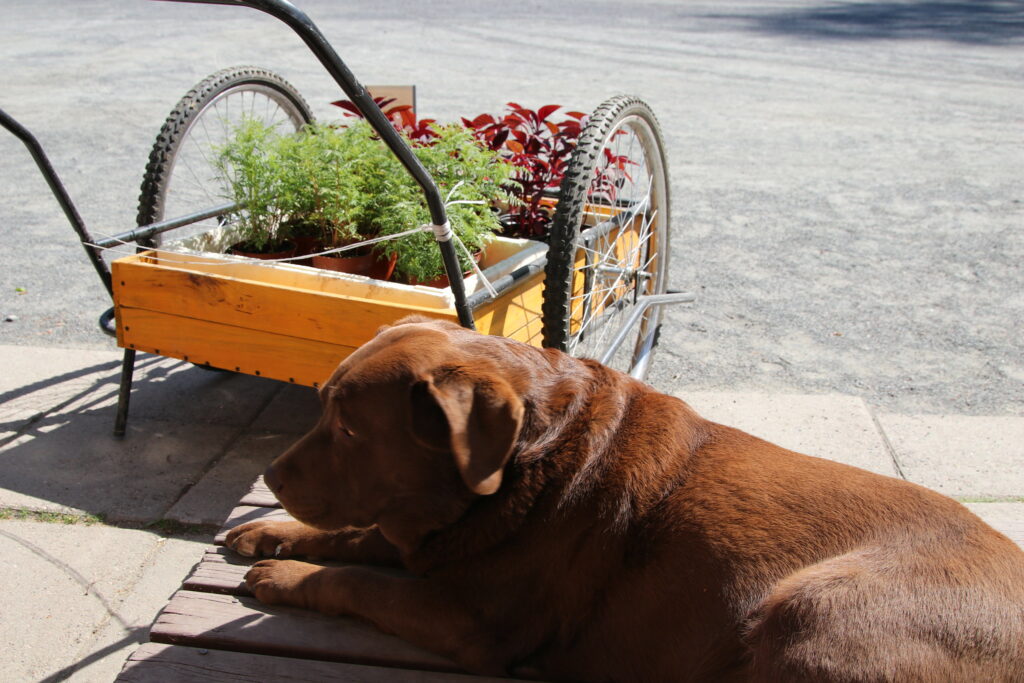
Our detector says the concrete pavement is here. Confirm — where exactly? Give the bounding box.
[1,344,1021,681]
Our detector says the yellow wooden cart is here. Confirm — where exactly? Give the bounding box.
[3,0,690,437]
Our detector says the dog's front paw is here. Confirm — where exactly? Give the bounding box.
[226,520,305,558]
[245,559,320,608]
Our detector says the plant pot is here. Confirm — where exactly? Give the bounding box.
[293,235,323,257]
[228,241,297,260]
[413,250,484,289]
[311,249,398,281]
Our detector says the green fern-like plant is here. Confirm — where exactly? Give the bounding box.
[217,118,514,281]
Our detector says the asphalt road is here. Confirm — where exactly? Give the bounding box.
[1,0,1021,415]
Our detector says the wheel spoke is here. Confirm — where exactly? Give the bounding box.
[138,70,312,248]
[544,100,668,376]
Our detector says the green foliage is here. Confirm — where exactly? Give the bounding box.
[217,119,514,282]
[215,119,291,251]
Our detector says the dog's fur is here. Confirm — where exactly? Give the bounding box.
[227,317,1024,681]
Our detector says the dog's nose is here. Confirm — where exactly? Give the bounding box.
[264,463,284,495]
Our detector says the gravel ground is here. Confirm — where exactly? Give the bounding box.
[1,0,1021,415]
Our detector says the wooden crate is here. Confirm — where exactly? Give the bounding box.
[112,237,547,388]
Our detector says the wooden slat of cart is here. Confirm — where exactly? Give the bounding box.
[111,237,547,388]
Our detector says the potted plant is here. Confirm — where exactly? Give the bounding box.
[215,119,297,259]
[319,119,514,286]
[334,97,585,242]
[275,123,398,278]
[217,117,513,285]
[462,103,586,240]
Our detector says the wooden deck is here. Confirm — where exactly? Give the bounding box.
[116,479,1024,681]
[115,479,514,682]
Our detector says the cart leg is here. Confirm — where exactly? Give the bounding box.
[113,348,136,438]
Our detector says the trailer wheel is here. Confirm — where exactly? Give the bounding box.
[136,66,313,249]
[542,96,671,380]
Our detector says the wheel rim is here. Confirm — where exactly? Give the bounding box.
[155,83,309,248]
[565,112,669,376]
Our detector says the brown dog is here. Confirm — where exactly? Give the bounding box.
[227,316,1024,681]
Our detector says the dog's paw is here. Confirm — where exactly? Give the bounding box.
[245,559,319,607]
[226,520,303,558]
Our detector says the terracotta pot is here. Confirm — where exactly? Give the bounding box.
[228,241,297,260]
[293,235,323,257]
[416,251,484,289]
[311,249,398,281]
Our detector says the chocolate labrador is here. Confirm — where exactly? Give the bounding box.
[227,316,1024,681]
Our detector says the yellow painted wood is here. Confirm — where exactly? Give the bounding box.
[113,256,458,350]
[118,307,354,387]
[474,269,546,346]
[111,236,551,385]
[566,210,646,337]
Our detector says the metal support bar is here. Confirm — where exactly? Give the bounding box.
[0,107,113,297]
[113,348,137,437]
[94,201,240,249]
[598,291,696,375]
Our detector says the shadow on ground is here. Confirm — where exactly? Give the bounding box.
[0,356,318,524]
[712,1,1024,45]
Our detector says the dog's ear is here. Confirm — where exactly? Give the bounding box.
[410,371,523,495]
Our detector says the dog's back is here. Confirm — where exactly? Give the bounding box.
[529,402,1024,681]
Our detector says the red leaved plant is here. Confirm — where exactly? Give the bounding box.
[332,97,588,239]
[331,96,439,144]
[463,103,586,238]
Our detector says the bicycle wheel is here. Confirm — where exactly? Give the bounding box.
[136,66,313,250]
[542,96,671,380]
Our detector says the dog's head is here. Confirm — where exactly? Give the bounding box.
[265,317,525,549]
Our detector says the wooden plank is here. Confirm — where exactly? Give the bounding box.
[114,258,455,355]
[215,505,294,545]
[117,643,515,682]
[474,270,545,347]
[151,590,460,673]
[113,251,456,308]
[183,547,253,596]
[117,307,354,388]
[238,477,281,508]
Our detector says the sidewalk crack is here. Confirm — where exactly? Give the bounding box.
[867,404,907,480]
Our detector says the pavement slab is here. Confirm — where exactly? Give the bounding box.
[0,413,239,522]
[250,382,321,435]
[677,391,900,477]
[0,345,121,439]
[0,519,206,683]
[165,431,298,527]
[65,532,209,683]
[965,502,1024,549]
[877,414,1024,499]
[1,345,287,441]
